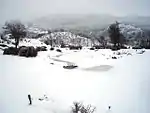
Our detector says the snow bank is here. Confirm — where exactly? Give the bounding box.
[0,49,150,113]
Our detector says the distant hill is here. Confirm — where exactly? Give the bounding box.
[32,14,150,30]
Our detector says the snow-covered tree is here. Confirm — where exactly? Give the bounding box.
[108,21,121,47]
[3,21,26,48]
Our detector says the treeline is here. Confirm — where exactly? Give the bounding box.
[1,20,150,50]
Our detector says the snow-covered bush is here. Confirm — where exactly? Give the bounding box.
[0,44,8,48]
[56,49,62,52]
[36,46,47,51]
[93,45,105,49]
[3,21,26,49]
[90,47,95,50]
[3,47,18,55]
[111,46,120,51]
[69,45,82,50]
[18,46,37,57]
[50,47,54,51]
[63,65,78,69]
[112,56,117,59]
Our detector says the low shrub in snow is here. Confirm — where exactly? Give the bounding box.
[69,45,82,50]
[93,45,105,49]
[18,46,26,50]
[56,49,62,52]
[111,46,120,51]
[89,47,95,50]
[0,44,8,47]
[50,47,54,51]
[36,46,47,51]
[44,40,49,45]
[3,47,18,55]
[132,46,143,49]
[18,46,37,57]
[112,56,117,59]
[60,44,67,48]
[63,65,78,69]
[71,102,96,113]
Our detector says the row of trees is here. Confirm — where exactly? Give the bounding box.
[0,20,129,50]
[1,20,150,50]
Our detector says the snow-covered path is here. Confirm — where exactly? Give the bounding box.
[0,49,150,113]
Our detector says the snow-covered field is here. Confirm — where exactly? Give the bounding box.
[0,48,150,113]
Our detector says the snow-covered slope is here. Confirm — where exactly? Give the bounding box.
[26,25,48,34]
[40,32,95,46]
[119,23,145,39]
[102,23,147,40]
[1,22,148,48]
[0,49,150,113]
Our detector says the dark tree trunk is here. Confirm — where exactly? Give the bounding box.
[15,38,19,49]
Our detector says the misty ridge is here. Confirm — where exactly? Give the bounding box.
[31,14,150,30]
[1,13,150,51]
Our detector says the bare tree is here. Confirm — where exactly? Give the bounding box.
[71,102,96,113]
[72,102,83,113]
[3,21,26,49]
[80,104,96,113]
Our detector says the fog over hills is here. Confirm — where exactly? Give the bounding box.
[32,14,150,30]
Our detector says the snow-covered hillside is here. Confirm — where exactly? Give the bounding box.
[119,23,146,39]
[26,25,48,34]
[102,23,147,41]
[40,32,94,46]
[0,48,150,113]
[0,22,149,48]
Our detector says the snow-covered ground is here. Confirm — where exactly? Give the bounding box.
[0,49,150,113]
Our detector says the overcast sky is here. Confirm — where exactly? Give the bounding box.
[0,0,150,24]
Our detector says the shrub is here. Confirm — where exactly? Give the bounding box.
[63,65,78,69]
[60,44,67,48]
[111,46,120,51]
[18,46,37,57]
[93,45,104,49]
[132,46,143,49]
[44,40,49,45]
[56,49,62,52]
[112,56,117,59]
[71,102,96,113]
[0,44,8,47]
[69,45,82,50]
[3,47,18,55]
[50,47,54,51]
[90,47,95,50]
[18,46,26,50]
[36,46,47,51]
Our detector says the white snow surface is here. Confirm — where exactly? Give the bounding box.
[0,49,150,113]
